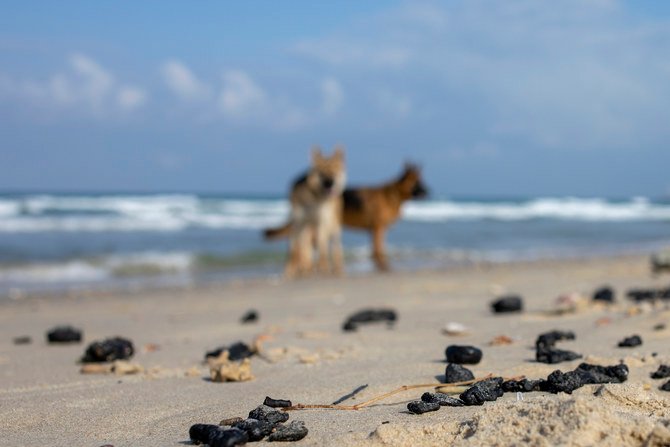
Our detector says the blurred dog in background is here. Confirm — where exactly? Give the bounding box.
[277,146,346,278]
[265,162,427,272]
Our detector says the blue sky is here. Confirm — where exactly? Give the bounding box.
[1,0,670,197]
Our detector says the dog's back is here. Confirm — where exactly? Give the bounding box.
[342,164,427,230]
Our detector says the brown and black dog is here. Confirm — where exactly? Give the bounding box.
[264,163,428,271]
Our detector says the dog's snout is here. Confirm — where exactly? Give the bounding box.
[322,177,334,189]
[412,182,428,198]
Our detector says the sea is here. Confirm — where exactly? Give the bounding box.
[0,192,669,297]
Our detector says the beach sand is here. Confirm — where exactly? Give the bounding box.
[1,254,669,446]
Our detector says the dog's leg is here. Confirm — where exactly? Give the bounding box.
[316,222,331,274]
[298,224,314,275]
[371,226,390,272]
[285,229,300,278]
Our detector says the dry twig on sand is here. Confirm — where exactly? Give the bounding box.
[283,374,524,411]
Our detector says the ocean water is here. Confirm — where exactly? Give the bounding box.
[0,193,669,296]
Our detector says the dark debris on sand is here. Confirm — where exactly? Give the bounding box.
[491,295,523,313]
[444,363,475,383]
[47,326,82,343]
[617,335,642,348]
[342,308,397,332]
[651,365,670,379]
[626,287,670,302]
[81,337,133,363]
[459,377,505,406]
[240,310,259,324]
[190,400,308,445]
[263,396,292,408]
[407,400,440,414]
[539,363,629,394]
[445,345,483,365]
[267,421,308,442]
[421,392,465,407]
[206,342,254,361]
[535,330,581,364]
[593,286,615,303]
[501,378,542,393]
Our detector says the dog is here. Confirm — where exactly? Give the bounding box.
[264,163,428,272]
[279,146,346,278]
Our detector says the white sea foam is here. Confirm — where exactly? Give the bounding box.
[403,197,670,222]
[0,251,195,284]
[0,194,668,233]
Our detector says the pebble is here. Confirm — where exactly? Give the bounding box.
[267,421,309,442]
[421,392,465,406]
[444,363,475,383]
[248,405,289,425]
[660,380,670,392]
[342,308,397,332]
[617,335,642,348]
[81,337,134,363]
[650,365,670,379]
[407,400,440,414]
[459,378,504,405]
[593,286,615,303]
[46,326,82,343]
[445,345,483,364]
[491,296,523,313]
[12,336,32,345]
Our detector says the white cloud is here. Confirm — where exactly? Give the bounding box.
[161,60,210,101]
[320,77,344,116]
[69,53,114,108]
[117,86,147,110]
[292,0,670,150]
[219,70,267,118]
[0,53,146,116]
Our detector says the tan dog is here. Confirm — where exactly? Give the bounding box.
[281,146,346,278]
[264,163,428,272]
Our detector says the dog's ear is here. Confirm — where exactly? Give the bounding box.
[311,146,323,163]
[404,161,420,172]
[333,145,345,161]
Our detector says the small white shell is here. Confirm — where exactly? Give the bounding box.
[442,321,469,336]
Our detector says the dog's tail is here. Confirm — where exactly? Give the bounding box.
[263,222,292,240]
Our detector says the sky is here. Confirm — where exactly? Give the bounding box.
[1,0,670,198]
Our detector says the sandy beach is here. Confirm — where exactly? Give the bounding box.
[1,254,669,446]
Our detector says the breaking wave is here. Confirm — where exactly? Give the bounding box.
[0,194,668,233]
